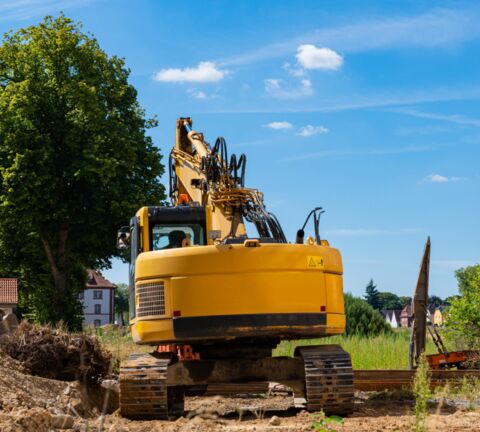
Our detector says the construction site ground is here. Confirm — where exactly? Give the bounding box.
[2,346,480,432]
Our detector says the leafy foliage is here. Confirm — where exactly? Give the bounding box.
[377,292,403,310]
[0,15,165,328]
[444,264,480,347]
[311,411,344,432]
[363,278,380,309]
[398,296,412,308]
[344,293,392,337]
[428,295,444,308]
[114,283,129,325]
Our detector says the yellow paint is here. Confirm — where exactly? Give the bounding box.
[136,207,150,252]
[130,242,346,344]
[324,273,345,314]
[131,319,174,344]
[307,255,324,269]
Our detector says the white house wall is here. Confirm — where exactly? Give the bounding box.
[80,288,112,326]
[391,314,398,328]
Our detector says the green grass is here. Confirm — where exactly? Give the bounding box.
[274,329,439,369]
[86,325,151,371]
[93,326,442,371]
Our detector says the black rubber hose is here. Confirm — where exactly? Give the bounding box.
[268,212,287,243]
[238,154,246,186]
[229,153,237,182]
[168,155,177,200]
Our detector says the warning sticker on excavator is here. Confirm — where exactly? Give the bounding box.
[307,255,324,269]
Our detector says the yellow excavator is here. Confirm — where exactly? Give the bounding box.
[117,117,354,419]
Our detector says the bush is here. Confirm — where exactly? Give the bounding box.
[344,293,392,337]
[444,264,480,348]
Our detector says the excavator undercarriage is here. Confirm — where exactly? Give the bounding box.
[119,344,354,419]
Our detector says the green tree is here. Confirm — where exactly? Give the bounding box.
[377,292,402,310]
[0,15,165,328]
[115,283,129,326]
[344,293,392,337]
[444,264,480,347]
[428,295,443,308]
[398,296,412,308]
[363,279,380,310]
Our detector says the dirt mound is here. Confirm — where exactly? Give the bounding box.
[0,321,111,382]
[0,349,98,431]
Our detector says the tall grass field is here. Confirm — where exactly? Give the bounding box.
[274,329,438,370]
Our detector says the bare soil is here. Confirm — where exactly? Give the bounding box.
[1,354,480,432]
[1,324,479,431]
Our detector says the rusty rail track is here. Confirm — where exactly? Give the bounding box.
[354,369,480,391]
[201,370,480,395]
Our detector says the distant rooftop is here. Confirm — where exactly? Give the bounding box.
[86,269,116,289]
[0,279,18,304]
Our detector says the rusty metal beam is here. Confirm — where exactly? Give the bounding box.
[168,359,480,394]
[354,369,480,391]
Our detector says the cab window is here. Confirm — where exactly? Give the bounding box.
[151,223,205,250]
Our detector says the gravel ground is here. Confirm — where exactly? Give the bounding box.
[2,349,480,431]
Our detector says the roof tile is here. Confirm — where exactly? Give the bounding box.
[85,269,116,289]
[0,279,18,304]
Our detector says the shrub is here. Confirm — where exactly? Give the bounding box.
[444,264,480,348]
[344,293,392,337]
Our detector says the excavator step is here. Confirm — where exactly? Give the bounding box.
[295,344,355,416]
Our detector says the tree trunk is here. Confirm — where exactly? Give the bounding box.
[41,227,69,320]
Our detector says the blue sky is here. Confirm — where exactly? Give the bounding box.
[1,0,479,299]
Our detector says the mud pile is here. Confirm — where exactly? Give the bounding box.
[0,348,100,431]
[0,321,111,382]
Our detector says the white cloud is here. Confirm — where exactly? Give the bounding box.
[264,121,293,130]
[206,86,480,115]
[391,109,480,127]
[297,125,329,137]
[426,174,448,183]
[264,78,281,91]
[282,62,305,77]
[154,61,226,83]
[296,45,343,70]
[264,78,314,99]
[186,89,207,99]
[282,145,430,162]
[219,8,480,66]
[0,0,96,21]
[422,174,461,183]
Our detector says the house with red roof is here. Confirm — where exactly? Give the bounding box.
[400,304,413,328]
[80,270,116,327]
[0,278,18,317]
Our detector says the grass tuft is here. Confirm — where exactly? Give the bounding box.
[413,353,431,432]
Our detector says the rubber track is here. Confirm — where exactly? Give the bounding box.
[119,353,183,419]
[297,345,354,416]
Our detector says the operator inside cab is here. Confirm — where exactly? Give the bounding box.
[164,230,186,249]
